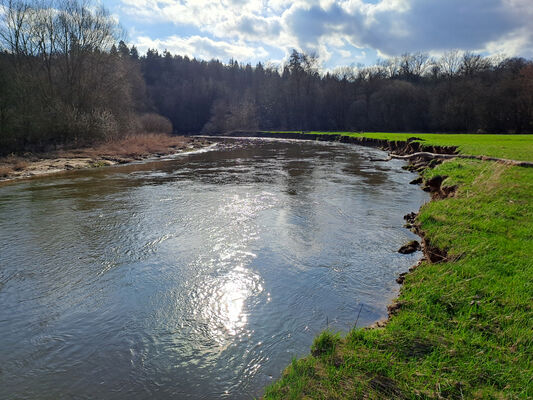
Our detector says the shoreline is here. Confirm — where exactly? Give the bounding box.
[197,130,460,155]
[1,132,529,397]
[0,134,212,184]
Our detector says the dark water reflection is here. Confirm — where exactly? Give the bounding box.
[0,139,428,399]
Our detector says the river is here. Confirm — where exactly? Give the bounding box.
[0,138,428,399]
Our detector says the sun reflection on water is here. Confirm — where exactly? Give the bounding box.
[211,265,261,337]
[185,192,276,346]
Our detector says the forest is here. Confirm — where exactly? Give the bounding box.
[1,0,532,155]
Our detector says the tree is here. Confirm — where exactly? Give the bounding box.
[0,0,145,152]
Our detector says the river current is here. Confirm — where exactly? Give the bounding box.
[0,138,428,399]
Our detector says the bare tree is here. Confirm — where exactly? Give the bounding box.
[438,50,462,78]
[398,52,430,79]
[459,51,491,76]
[0,0,142,149]
[378,57,401,79]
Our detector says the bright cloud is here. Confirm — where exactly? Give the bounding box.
[135,35,269,61]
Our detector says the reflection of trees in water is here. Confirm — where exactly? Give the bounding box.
[341,152,389,186]
[277,142,322,256]
[7,139,394,295]
[280,141,316,196]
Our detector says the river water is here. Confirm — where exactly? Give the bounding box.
[0,138,428,399]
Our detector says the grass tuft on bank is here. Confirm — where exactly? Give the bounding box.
[264,135,533,399]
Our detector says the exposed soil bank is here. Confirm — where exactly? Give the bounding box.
[0,134,211,184]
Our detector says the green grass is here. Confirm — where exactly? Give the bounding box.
[264,136,533,399]
[264,131,533,162]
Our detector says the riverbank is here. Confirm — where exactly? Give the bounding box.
[263,133,533,399]
[0,134,211,184]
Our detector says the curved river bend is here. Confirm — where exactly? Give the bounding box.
[0,139,428,399]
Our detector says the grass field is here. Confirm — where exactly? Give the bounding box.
[264,133,533,399]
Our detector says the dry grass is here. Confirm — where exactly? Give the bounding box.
[60,134,191,159]
[0,166,13,177]
[473,162,510,192]
[12,160,29,171]
[0,155,28,177]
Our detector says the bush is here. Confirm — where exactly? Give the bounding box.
[139,113,173,134]
[90,109,119,140]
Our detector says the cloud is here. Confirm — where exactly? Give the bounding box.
[116,0,533,67]
[135,35,269,62]
[283,0,531,57]
[217,14,283,42]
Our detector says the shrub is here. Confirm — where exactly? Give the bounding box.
[90,109,119,141]
[139,113,173,134]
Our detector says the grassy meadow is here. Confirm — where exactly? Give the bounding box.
[264,133,533,399]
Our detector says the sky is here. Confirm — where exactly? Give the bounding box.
[103,0,533,69]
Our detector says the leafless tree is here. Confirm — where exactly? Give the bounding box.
[438,50,462,78]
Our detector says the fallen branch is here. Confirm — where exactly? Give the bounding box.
[390,152,533,167]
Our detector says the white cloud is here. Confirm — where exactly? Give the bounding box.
[217,14,282,41]
[135,35,269,62]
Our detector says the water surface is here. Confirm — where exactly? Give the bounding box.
[0,139,428,399]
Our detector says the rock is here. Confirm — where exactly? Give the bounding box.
[387,301,405,316]
[396,272,408,284]
[403,212,417,224]
[410,177,423,185]
[398,240,421,254]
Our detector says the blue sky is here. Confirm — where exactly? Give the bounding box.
[103,0,533,69]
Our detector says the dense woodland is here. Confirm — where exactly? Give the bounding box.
[142,49,533,135]
[1,0,532,154]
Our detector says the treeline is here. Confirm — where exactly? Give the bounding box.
[141,49,533,135]
[1,0,532,155]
